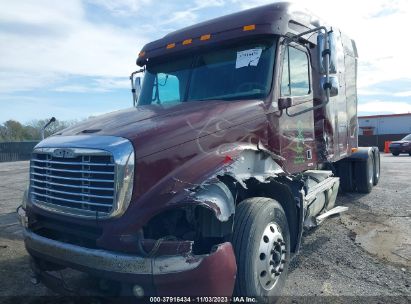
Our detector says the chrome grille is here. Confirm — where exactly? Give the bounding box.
[30,150,116,216]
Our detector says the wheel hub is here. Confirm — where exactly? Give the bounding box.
[257,222,286,290]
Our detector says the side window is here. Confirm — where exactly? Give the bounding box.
[152,73,181,104]
[280,46,310,97]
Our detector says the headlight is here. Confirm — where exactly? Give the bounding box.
[113,150,135,217]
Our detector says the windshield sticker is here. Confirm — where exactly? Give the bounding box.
[235,48,263,69]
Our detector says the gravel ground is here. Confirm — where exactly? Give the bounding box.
[0,155,410,303]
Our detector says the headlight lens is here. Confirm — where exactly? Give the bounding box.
[113,150,135,217]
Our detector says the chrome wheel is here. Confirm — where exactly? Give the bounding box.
[257,222,286,290]
[368,157,374,185]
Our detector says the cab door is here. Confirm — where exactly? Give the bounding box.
[278,43,316,173]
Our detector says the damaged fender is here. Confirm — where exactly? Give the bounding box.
[98,143,285,248]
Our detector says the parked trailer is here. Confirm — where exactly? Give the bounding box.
[19,2,380,300]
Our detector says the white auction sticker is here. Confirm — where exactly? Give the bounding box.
[235,48,263,69]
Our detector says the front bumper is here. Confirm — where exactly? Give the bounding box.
[23,224,236,296]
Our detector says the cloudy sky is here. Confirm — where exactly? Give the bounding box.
[1,0,410,123]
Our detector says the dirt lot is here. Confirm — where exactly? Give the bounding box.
[0,154,410,302]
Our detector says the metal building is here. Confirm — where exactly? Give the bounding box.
[358,113,411,150]
[359,113,411,135]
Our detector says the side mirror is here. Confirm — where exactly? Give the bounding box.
[130,70,144,107]
[134,76,141,98]
[317,31,337,74]
[321,75,339,97]
[279,26,338,117]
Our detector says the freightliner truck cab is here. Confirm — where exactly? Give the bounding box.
[20,2,380,300]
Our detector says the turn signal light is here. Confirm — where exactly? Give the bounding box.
[243,24,256,31]
[200,34,211,41]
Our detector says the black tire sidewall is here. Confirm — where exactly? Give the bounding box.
[232,198,290,300]
[355,154,373,193]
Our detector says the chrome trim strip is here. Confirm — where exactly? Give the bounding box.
[32,165,115,175]
[24,229,202,275]
[31,185,114,199]
[31,179,114,191]
[32,192,112,208]
[32,159,115,167]
[31,172,113,183]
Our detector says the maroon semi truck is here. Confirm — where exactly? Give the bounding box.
[19,2,380,300]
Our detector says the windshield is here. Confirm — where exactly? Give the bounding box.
[402,134,411,141]
[138,38,276,105]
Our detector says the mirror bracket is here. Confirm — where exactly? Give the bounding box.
[278,97,293,110]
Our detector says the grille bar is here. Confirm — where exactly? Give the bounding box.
[32,192,113,208]
[32,159,115,167]
[31,172,113,183]
[32,165,115,175]
[31,178,114,191]
[31,185,114,200]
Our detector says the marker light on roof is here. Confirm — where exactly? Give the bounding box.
[243,24,256,31]
[138,51,145,57]
[200,34,211,41]
[166,43,176,49]
[182,39,192,45]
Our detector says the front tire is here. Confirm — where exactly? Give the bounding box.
[231,197,290,302]
[392,152,399,156]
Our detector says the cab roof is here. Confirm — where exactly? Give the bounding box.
[136,2,324,66]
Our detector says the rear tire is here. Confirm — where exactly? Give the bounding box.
[231,197,290,303]
[355,153,374,193]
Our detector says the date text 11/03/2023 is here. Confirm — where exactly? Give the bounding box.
[149,296,257,303]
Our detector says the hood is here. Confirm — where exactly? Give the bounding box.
[57,100,266,159]
[390,141,408,145]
